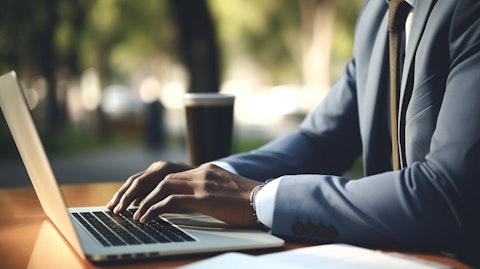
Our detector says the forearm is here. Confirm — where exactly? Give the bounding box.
[219,131,332,181]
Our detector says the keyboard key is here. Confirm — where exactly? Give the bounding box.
[79,212,125,246]
[94,212,141,245]
[72,210,196,247]
[72,213,110,247]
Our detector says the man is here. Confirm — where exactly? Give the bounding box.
[107,0,479,266]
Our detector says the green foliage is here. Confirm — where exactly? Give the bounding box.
[209,0,364,84]
[0,0,365,158]
[0,0,363,85]
[232,136,270,154]
[80,0,175,78]
[332,0,365,59]
[209,0,302,83]
[0,0,176,79]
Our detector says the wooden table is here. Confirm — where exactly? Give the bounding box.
[0,182,472,269]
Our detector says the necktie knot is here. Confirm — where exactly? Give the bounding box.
[388,0,411,32]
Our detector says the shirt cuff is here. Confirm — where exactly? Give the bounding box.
[254,177,282,229]
[207,161,238,174]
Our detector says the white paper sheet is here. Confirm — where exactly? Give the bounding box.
[179,244,452,269]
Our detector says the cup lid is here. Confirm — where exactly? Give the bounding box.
[183,93,235,106]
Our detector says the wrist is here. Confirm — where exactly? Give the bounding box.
[249,180,273,231]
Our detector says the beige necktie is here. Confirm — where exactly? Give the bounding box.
[388,0,410,170]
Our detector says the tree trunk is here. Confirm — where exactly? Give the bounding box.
[169,0,221,93]
[299,0,336,109]
[39,0,63,131]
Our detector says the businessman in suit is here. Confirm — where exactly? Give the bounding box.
[108,0,479,265]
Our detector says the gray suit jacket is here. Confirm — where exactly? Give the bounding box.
[221,0,479,264]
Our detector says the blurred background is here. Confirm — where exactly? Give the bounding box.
[0,0,364,187]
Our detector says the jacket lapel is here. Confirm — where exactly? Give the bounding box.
[398,0,436,166]
[399,0,436,111]
[362,10,394,175]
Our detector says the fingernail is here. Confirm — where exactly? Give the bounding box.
[114,205,121,214]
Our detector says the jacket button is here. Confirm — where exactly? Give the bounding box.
[292,220,305,235]
[326,226,338,239]
[315,224,327,238]
[305,223,317,236]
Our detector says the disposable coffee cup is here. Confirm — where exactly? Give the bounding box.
[183,93,235,166]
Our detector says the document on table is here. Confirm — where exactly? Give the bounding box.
[179,244,453,269]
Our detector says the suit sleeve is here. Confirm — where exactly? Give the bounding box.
[272,1,480,264]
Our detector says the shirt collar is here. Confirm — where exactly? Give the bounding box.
[386,0,415,8]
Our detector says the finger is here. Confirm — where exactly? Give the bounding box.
[132,197,143,206]
[106,171,144,210]
[134,178,194,220]
[113,172,154,214]
[139,194,199,223]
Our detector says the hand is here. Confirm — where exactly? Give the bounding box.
[133,164,262,227]
[106,161,194,214]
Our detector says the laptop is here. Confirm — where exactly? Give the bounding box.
[0,71,284,262]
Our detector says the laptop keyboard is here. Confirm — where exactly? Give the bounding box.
[71,209,196,247]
